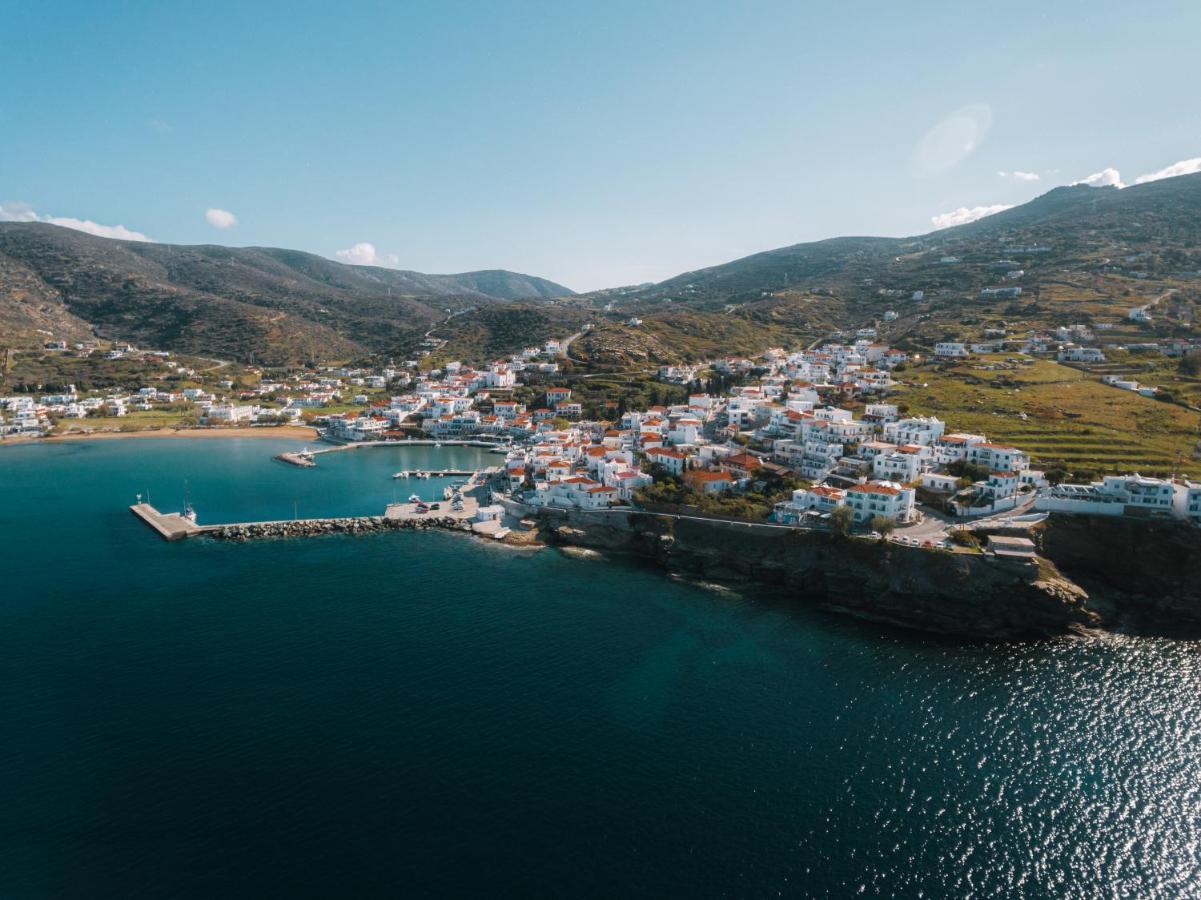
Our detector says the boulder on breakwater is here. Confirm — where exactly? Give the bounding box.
[207,515,466,542]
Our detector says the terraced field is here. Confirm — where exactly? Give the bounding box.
[1074,352,1201,409]
[893,356,1201,477]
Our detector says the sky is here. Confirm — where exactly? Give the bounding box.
[2,0,1200,292]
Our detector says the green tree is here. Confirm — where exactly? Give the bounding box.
[830,505,854,537]
[870,515,896,540]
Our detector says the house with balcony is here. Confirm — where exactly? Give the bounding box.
[844,481,916,524]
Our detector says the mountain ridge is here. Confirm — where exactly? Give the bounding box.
[0,222,574,364]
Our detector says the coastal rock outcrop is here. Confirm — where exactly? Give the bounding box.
[1038,514,1201,633]
[543,510,1100,639]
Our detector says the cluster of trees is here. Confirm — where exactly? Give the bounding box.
[945,459,992,486]
[635,468,806,522]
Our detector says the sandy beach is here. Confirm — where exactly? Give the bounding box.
[2,425,320,446]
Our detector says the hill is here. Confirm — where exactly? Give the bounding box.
[4,175,1200,369]
[546,174,1201,367]
[0,223,573,364]
[617,174,1201,306]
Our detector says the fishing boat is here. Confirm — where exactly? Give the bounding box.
[182,481,197,523]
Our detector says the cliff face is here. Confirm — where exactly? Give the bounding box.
[542,511,1098,639]
[1039,515,1201,632]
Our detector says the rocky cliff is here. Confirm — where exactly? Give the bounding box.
[1039,514,1201,634]
[539,510,1099,639]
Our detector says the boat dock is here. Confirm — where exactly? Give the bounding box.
[130,503,203,541]
[275,451,316,468]
[128,464,507,542]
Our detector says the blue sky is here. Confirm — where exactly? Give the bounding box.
[2,0,1199,291]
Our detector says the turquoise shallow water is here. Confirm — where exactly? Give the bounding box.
[2,438,1201,897]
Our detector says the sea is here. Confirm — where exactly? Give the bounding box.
[1,437,1199,898]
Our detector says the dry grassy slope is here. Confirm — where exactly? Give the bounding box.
[596,174,1201,353]
[0,223,573,364]
[0,253,96,344]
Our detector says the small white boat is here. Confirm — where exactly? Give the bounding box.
[443,486,454,500]
[408,494,421,503]
[393,470,409,479]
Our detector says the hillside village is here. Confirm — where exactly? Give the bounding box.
[5,325,1198,542]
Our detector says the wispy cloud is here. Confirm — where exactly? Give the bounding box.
[998,170,1040,182]
[930,204,1013,230]
[205,208,238,229]
[0,201,154,241]
[1134,157,1201,185]
[1072,167,1124,188]
[334,241,399,267]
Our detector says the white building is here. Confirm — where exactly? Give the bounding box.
[1035,474,1181,518]
[934,342,969,358]
[1057,346,1106,363]
[844,481,916,524]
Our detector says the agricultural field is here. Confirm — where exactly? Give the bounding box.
[892,355,1201,478]
[1075,351,1201,410]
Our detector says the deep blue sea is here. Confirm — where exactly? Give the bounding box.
[1,438,1200,898]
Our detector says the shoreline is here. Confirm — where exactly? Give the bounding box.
[1,425,320,447]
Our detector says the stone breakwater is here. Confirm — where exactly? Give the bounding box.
[206,516,465,542]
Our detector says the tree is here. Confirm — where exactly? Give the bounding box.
[870,515,896,540]
[830,505,854,537]
[1180,350,1201,377]
[947,459,991,483]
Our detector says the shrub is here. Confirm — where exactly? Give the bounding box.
[949,529,979,548]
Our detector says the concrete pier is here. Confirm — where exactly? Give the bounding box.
[275,452,316,468]
[128,466,522,543]
[130,503,202,541]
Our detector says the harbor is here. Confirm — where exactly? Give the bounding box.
[129,461,523,544]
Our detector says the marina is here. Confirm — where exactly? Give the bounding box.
[129,459,513,543]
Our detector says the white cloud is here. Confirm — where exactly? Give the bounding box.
[1134,157,1201,185]
[0,201,40,222]
[0,201,153,241]
[930,204,1013,230]
[998,170,1040,182]
[204,207,237,229]
[335,241,400,267]
[1072,167,1124,188]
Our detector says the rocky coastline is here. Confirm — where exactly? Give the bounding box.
[531,507,1201,640]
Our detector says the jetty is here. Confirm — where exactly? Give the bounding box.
[129,503,202,541]
[275,451,316,468]
[128,465,516,543]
